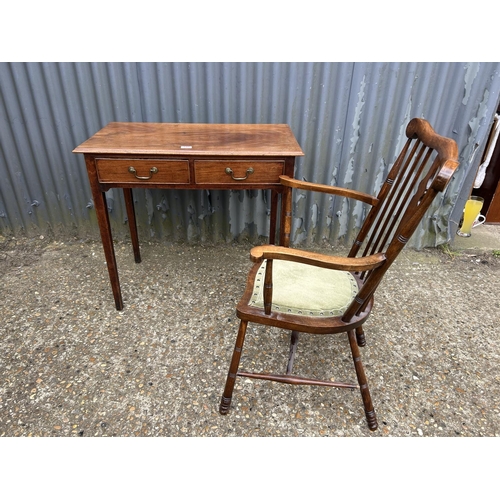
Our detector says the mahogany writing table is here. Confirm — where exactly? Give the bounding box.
[73,122,304,310]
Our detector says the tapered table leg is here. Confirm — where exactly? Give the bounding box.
[270,189,278,245]
[85,154,124,310]
[92,189,123,310]
[123,188,141,263]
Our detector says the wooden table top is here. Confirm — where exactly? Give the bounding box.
[73,122,304,157]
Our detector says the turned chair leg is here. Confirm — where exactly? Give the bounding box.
[286,330,300,375]
[355,326,366,347]
[347,330,378,431]
[219,320,248,415]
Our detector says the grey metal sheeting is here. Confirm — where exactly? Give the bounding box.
[1,62,499,248]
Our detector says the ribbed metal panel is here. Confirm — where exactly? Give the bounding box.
[1,62,499,248]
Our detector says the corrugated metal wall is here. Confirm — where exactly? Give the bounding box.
[1,62,499,248]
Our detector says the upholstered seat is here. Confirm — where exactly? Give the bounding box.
[250,259,358,317]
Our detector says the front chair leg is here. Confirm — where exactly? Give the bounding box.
[219,320,248,415]
[347,330,378,431]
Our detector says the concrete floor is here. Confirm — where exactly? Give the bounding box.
[451,222,500,252]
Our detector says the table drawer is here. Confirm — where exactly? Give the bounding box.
[96,159,190,184]
[194,160,284,185]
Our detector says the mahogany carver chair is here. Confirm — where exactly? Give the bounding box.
[219,118,459,431]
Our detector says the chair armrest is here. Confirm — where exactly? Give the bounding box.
[250,245,386,272]
[279,175,379,206]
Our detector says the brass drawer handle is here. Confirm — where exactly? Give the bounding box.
[128,166,158,180]
[225,167,254,181]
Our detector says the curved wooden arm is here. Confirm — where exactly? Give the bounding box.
[279,176,379,206]
[250,245,386,272]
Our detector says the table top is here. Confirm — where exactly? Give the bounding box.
[73,122,304,157]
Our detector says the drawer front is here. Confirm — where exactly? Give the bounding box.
[194,160,284,185]
[96,159,190,184]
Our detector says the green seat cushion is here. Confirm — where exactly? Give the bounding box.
[249,259,359,317]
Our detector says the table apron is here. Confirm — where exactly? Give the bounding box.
[91,156,293,191]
